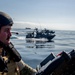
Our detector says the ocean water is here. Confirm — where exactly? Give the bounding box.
[10,28,75,69]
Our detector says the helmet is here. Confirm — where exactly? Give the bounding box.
[0,11,13,27]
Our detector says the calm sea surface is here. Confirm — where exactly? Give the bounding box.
[11,28,75,69]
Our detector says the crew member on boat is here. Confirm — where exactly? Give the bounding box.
[0,11,37,75]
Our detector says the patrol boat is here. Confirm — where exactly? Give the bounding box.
[26,28,55,42]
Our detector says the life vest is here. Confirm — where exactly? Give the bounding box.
[0,56,20,75]
[0,41,21,75]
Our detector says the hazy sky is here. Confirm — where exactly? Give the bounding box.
[0,0,75,30]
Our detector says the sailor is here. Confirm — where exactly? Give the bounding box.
[0,11,37,75]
